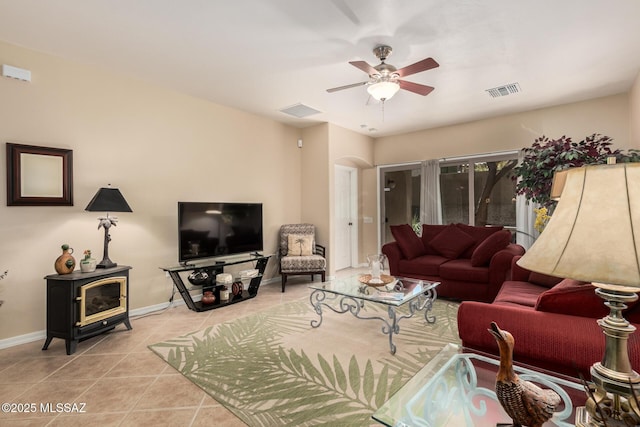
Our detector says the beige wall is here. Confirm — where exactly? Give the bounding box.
[300,123,376,274]
[328,124,375,269]
[375,94,631,164]
[0,41,301,341]
[630,71,640,148]
[299,124,330,266]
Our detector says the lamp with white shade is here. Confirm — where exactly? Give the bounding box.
[517,162,640,425]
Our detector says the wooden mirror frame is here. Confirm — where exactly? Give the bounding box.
[6,143,73,206]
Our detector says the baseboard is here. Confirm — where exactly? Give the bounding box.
[0,278,285,350]
[0,330,46,350]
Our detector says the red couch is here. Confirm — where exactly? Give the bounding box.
[458,255,640,378]
[382,223,525,302]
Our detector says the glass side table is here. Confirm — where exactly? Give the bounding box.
[373,343,587,427]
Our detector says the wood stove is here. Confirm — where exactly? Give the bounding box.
[43,265,132,355]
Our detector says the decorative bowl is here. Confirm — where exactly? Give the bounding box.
[188,269,210,286]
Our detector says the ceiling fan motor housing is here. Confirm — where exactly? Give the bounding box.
[373,63,398,80]
[373,45,393,62]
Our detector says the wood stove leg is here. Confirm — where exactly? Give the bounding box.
[66,339,77,355]
[42,336,52,351]
[124,318,132,330]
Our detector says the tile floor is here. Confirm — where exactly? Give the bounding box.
[0,274,336,427]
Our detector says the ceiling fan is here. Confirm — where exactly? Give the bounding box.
[327,45,439,102]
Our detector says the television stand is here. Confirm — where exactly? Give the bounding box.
[161,254,271,312]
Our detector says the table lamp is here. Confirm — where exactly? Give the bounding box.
[517,162,640,425]
[85,186,132,269]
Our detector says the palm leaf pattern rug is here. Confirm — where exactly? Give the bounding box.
[149,297,460,426]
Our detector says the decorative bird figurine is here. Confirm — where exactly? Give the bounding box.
[488,322,561,427]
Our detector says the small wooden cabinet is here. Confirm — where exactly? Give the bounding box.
[43,266,132,355]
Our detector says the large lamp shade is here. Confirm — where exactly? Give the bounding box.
[517,163,640,287]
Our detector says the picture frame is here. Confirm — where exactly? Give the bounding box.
[6,143,73,206]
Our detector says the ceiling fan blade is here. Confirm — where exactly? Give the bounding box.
[398,80,435,96]
[349,60,379,76]
[396,57,439,78]
[326,81,368,93]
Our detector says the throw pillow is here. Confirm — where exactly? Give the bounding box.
[421,224,448,255]
[470,230,512,267]
[429,224,475,259]
[456,223,504,258]
[287,234,313,256]
[390,224,426,260]
[535,280,608,318]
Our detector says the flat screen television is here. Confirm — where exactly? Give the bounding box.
[178,202,263,263]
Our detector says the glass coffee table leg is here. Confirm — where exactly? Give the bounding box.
[309,288,326,328]
[383,306,401,355]
[309,290,359,327]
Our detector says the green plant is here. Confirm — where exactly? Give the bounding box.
[513,134,640,208]
[411,214,421,235]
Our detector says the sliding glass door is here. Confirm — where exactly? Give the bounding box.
[378,153,518,249]
[379,164,421,245]
[440,155,518,227]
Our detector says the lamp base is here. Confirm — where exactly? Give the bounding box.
[576,404,639,427]
[97,258,117,269]
[576,284,640,426]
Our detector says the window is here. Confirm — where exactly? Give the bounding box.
[377,153,519,251]
[439,154,518,227]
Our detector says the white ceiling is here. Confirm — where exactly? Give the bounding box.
[0,0,639,137]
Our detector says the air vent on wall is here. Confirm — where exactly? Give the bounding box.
[279,103,322,118]
[486,83,521,98]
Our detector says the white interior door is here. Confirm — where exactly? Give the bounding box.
[334,165,357,270]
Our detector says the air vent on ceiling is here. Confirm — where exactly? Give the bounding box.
[486,83,521,98]
[279,103,322,118]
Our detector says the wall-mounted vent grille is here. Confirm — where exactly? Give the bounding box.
[279,103,322,118]
[486,83,521,98]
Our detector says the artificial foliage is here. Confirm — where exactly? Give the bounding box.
[513,133,640,208]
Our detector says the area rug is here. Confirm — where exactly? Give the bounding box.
[149,297,460,426]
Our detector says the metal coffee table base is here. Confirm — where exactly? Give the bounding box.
[309,288,437,354]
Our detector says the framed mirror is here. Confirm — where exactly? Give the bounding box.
[6,143,73,206]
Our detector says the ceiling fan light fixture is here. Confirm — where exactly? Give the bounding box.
[367,81,400,101]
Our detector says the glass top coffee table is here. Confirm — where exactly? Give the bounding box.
[309,275,439,354]
[372,343,587,426]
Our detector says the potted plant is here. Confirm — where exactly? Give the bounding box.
[513,133,640,210]
[80,250,97,273]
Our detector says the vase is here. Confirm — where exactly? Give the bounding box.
[80,258,97,273]
[367,253,388,284]
[201,291,216,305]
[54,244,76,275]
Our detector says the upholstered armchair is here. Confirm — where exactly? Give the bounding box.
[278,223,326,292]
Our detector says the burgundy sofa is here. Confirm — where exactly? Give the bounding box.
[458,255,640,378]
[382,223,525,302]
